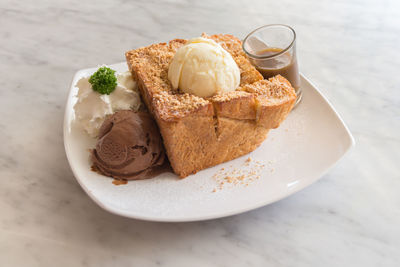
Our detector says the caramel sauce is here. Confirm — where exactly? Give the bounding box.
[112,179,128,186]
[253,48,300,90]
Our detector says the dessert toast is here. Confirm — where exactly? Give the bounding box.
[126,34,296,177]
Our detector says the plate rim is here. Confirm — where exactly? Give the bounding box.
[63,63,355,222]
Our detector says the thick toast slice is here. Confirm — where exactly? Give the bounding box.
[126,34,296,177]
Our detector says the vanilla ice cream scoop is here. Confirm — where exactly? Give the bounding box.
[168,37,240,98]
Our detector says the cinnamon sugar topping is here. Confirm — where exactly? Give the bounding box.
[240,76,295,99]
[153,91,210,119]
[210,90,251,102]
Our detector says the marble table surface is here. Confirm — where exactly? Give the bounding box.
[1,0,399,266]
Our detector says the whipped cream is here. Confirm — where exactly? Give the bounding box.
[73,71,141,137]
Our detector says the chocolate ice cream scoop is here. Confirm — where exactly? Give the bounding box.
[91,110,165,180]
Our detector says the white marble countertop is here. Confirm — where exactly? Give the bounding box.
[1,0,399,266]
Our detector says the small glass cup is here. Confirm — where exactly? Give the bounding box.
[243,24,302,106]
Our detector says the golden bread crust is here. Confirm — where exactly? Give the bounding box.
[126,34,296,177]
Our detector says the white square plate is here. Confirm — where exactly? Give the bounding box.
[64,62,354,222]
